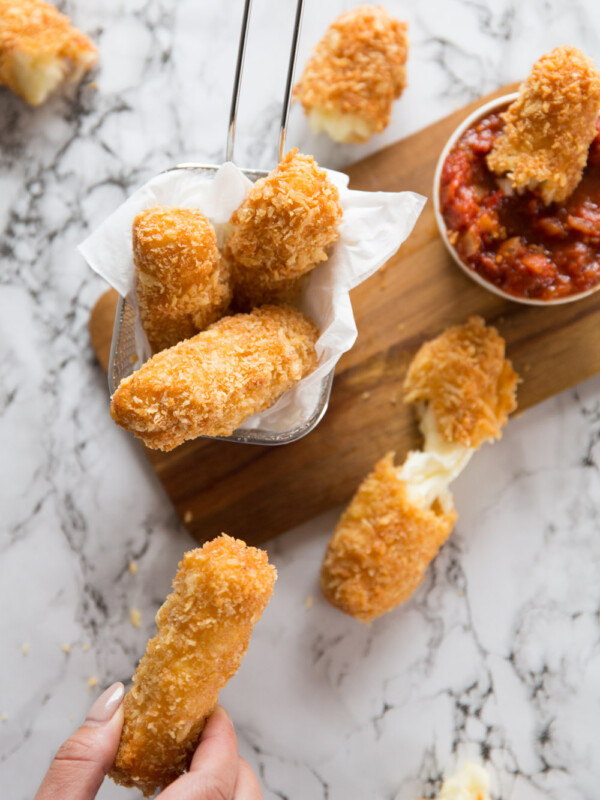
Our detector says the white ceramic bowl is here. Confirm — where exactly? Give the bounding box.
[433,92,600,306]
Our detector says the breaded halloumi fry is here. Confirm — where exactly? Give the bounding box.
[133,206,231,353]
[0,0,97,106]
[487,46,600,205]
[225,149,342,310]
[403,316,518,448]
[110,304,319,450]
[293,6,408,144]
[321,317,518,623]
[109,534,277,797]
[320,453,457,623]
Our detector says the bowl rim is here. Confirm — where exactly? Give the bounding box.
[432,91,600,307]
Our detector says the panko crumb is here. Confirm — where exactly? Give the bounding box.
[294,6,408,143]
[183,510,193,525]
[1,712,8,723]
[130,608,142,629]
[0,0,97,106]
[487,45,600,204]
[21,642,29,656]
[88,676,99,689]
[61,643,71,655]
[128,560,138,575]
[305,595,314,610]
[82,642,91,652]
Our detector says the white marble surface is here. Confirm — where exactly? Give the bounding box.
[1,1,600,798]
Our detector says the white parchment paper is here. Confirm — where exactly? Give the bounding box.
[79,162,425,433]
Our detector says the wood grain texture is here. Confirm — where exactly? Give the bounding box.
[89,288,118,373]
[89,83,600,544]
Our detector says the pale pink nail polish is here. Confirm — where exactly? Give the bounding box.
[212,704,232,726]
[85,682,125,726]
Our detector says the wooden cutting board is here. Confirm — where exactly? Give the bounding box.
[90,82,600,545]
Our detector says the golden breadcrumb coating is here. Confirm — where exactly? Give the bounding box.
[293,6,408,143]
[487,45,600,205]
[110,305,319,450]
[225,149,343,308]
[0,0,97,106]
[320,453,456,624]
[404,317,518,449]
[109,534,277,797]
[133,206,232,353]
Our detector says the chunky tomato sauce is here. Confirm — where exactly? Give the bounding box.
[440,110,600,300]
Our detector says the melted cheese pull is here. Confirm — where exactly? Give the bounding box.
[11,49,94,105]
[397,405,474,514]
[438,762,491,800]
[308,107,375,144]
[0,0,98,107]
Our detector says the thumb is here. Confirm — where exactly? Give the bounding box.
[35,682,125,800]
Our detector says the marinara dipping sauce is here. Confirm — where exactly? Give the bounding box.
[440,108,600,301]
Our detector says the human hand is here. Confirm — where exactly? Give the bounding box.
[158,705,263,800]
[34,683,262,799]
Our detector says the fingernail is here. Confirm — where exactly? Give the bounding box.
[213,704,231,723]
[85,682,125,726]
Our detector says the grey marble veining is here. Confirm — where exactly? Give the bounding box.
[1,1,600,799]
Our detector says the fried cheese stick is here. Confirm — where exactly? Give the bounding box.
[403,316,518,449]
[225,149,343,311]
[487,46,600,205]
[293,6,408,144]
[320,317,518,623]
[0,0,97,106]
[320,452,458,624]
[110,304,319,450]
[109,534,277,797]
[133,206,232,353]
